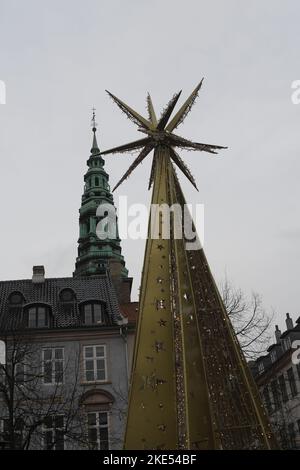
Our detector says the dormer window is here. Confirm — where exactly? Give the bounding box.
[8,292,24,306]
[25,304,50,328]
[59,288,76,303]
[82,303,104,325]
[59,289,76,315]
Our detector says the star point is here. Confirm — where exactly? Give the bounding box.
[101,81,227,191]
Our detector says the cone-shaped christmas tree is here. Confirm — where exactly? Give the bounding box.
[100,81,278,450]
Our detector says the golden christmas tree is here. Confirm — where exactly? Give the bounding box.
[101,81,277,450]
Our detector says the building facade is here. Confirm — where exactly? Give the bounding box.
[0,126,137,450]
[252,313,300,450]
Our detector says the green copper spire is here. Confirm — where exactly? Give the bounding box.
[91,108,100,155]
[74,111,128,278]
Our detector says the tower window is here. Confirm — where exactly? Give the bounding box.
[95,177,99,186]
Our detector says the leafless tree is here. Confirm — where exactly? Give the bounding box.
[220,278,274,360]
[260,377,300,450]
[0,332,87,450]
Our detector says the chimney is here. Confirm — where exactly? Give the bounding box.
[275,325,281,344]
[32,265,45,284]
[285,313,294,330]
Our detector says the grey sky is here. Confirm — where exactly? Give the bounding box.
[0,0,299,332]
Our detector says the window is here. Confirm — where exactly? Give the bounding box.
[0,418,9,444]
[15,362,25,385]
[8,292,23,305]
[287,367,298,397]
[43,348,64,384]
[83,303,103,325]
[60,288,75,303]
[60,289,76,314]
[95,177,99,186]
[263,386,272,413]
[296,363,300,381]
[279,426,288,449]
[270,351,276,363]
[271,380,280,411]
[87,412,109,450]
[278,374,288,402]
[288,423,296,449]
[0,418,23,449]
[26,305,49,328]
[284,337,292,351]
[84,345,106,382]
[44,415,64,450]
[258,362,265,374]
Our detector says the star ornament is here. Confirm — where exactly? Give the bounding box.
[99,80,227,192]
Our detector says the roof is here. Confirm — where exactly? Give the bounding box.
[120,302,138,325]
[0,274,124,331]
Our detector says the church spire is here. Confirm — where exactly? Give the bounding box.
[91,107,100,155]
[73,111,128,279]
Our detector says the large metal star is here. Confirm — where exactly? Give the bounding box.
[99,80,227,192]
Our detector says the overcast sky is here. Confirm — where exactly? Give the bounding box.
[0,0,299,332]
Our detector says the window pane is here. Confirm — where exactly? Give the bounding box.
[61,289,73,302]
[88,413,96,426]
[84,347,93,358]
[94,306,102,324]
[85,370,94,382]
[16,363,25,383]
[96,369,106,381]
[84,310,93,325]
[85,360,94,371]
[28,309,36,327]
[45,430,53,450]
[43,349,52,361]
[38,308,47,327]
[44,416,53,429]
[55,349,63,360]
[56,430,64,450]
[99,413,108,425]
[54,415,64,429]
[88,428,98,449]
[10,293,23,304]
[96,359,105,370]
[84,304,92,315]
[55,361,63,383]
[96,346,105,357]
[100,439,109,450]
[44,361,52,384]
